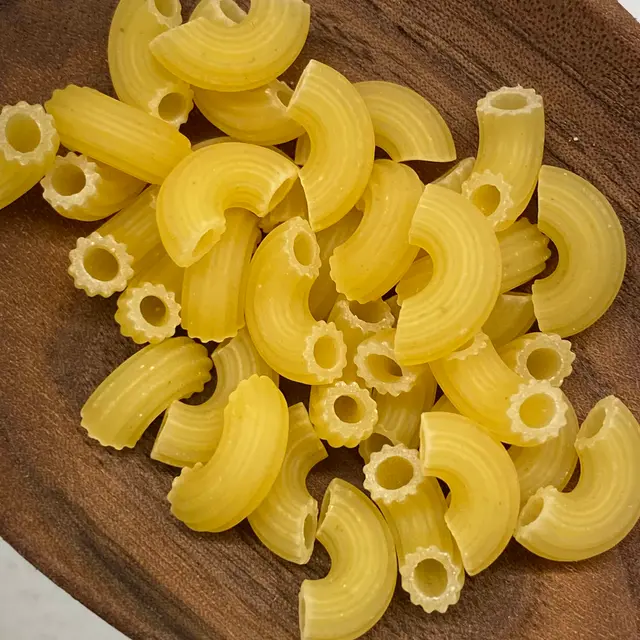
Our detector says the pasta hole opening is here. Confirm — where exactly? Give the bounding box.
[519,393,557,429]
[526,348,562,381]
[375,456,415,490]
[140,295,168,327]
[333,395,364,424]
[364,433,393,460]
[5,113,41,153]
[293,232,315,267]
[491,92,528,111]
[302,514,315,549]
[83,247,120,282]
[580,405,607,440]
[367,354,403,383]
[470,184,501,216]
[51,163,87,196]
[154,0,179,18]
[312,335,339,371]
[193,229,216,261]
[158,92,186,122]
[348,300,386,324]
[520,496,544,527]
[414,558,448,598]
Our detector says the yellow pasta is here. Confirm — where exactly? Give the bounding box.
[45,85,191,184]
[498,332,575,387]
[482,292,535,347]
[385,294,401,322]
[156,142,297,267]
[0,102,59,210]
[532,166,626,337]
[194,79,304,145]
[461,86,544,231]
[308,210,361,321]
[330,160,423,303]
[431,394,457,413]
[259,178,308,233]
[363,445,464,613]
[432,156,475,193]
[68,187,162,297]
[287,60,375,231]
[81,337,211,449]
[395,184,501,365]
[354,81,456,163]
[245,217,347,384]
[299,478,396,640]
[151,328,277,467]
[420,411,520,575]
[41,152,144,221]
[189,0,247,23]
[430,332,568,446]
[309,381,378,448]
[182,209,260,342]
[515,396,640,561]
[249,403,327,564]
[108,0,194,127]
[150,0,310,91]
[509,401,579,507]
[169,375,288,532]
[294,132,311,166]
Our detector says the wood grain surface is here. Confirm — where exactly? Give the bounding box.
[1,1,640,638]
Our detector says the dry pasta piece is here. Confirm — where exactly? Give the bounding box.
[245,216,347,385]
[45,85,191,184]
[81,337,211,449]
[108,0,194,127]
[299,479,396,640]
[363,444,464,613]
[462,86,544,231]
[0,102,59,210]
[482,292,535,347]
[395,184,501,365]
[515,396,640,561]
[532,166,626,337]
[189,0,247,23]
[354,81,456,163]
[430,332,568,446]
[294,132,311,166]
[156,142,297,267]
[287,60,375,231]
[432,157,475,193]
[330,160,423,303]
[41,152,144,221]
[421,411,520,575]
[194,79,304,145]
[248,403,327,564]
[169,375,288,532]
[498,332,575,387]
[151,328,277,467]
[182,209,260,343]
[150,0,310,91]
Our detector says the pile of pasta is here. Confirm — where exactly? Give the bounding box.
[2,0,639,637]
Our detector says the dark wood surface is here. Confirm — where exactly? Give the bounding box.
[1,0,640,638]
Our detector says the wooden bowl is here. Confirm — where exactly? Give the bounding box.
[1,1,639,638]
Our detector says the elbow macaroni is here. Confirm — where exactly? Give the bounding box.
[482,292,535,347]
[433,156,475,193]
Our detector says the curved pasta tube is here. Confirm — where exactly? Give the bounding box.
[151,328,277,467]
[156,142,297,267]
[245,217,347,384]
[182,209,260,342]
[532,166,626,337]
[395,184,501,364]
[330,160,423,303]
[259,178,308,233]
[363,445,464,613]
[433,157,475,193]
[430,332,568,446]
[45,85,191,184]
[309,381,378,448]
[515,396,640,561]
[431,394,457,413]
[308,210,360,321]
[108,0,194,127]
[248,403,327,564]
[41,152,144,221]
[385,294,400,322]
[461,86,544,231]
[150,0,310,91]
[287,60,375,231]
[0,102,59,210]
[355,329,424,396]
[509,401,579,507]
[68,187,162,297]
[482,292,535,347]
[420,411,520,575]
[194,80,304,145]
[498,332,575,387]
[294,133,311,166]
[355,81,456,163]
[81,337,211,449]
[190,0,247,22]
[299,478,397,640]
[169,375,288,532]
